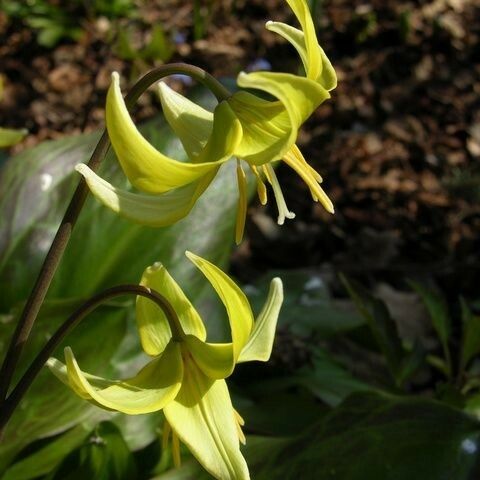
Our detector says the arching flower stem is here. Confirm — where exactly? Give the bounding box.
[0,63,230,409]
[0,284,183,438]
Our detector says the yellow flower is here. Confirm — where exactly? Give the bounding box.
[47,252,283,480]
[77,0,336,242]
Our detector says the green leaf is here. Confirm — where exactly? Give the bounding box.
[460,298,480,372]
[2,425,91,480]
[115,29,136,61]
[252,392,480,480]
[142,25,174,62]
[0,304,127,471]
[247,270,363,338]
[47,422,137,480]
[153,393,480,480]
[340,275,404,383]
[243,348,375,408]
[297,349,377,406]
[408,281,451,345]
[408,281,452,376]
[396,340,425,386]
[239,388,327,436]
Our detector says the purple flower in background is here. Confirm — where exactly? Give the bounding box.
[246,58,272,72]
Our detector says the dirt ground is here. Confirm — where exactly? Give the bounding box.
[1,0,479,299]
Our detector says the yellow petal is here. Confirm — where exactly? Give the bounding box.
[47,342,183,415]
[238,71,329,130]
[137,262,207,356]
[164,353,250,480]
[235,161,248,245]
[239,278,283,363]
[233,72,329,165]
[186,251,254,360]
[76,164,217,227]
[158,82,213,159]
[265,0,337,89]
[106,72,236,193]
[184,335,235,379]
[227,90,291,166]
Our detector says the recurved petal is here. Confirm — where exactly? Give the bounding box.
[164,354,250,480]
[227,90,291,166]
[283,0,336,87]
[185,335,235,379]
[158,82,214,159]
[47,342,183,415]
[76,164,217,228]
[238,278,283,363]
[106,72,223,193]
[195,100,244,164]
[186,251,254,360]
[159,83,243,165]
[265,21,337,91]
[234,72,329,164]
[137,262,207,356]
[238,71,329,129]
[287,0,319,80]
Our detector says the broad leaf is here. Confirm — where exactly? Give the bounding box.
[341,275,404,383]
[251,392,480,480]
[0,305,127,471]
[47,422,137,480]
[2,424,91,480]
[242,348,374,408]
[460,298,480,372]
[247,270,363,338]
[408,281,451,350]
[154,393,480,480]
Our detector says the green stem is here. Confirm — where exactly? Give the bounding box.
[0,64,230,404]
[0,284,183,438]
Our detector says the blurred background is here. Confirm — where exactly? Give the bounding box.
[1,1,480,479]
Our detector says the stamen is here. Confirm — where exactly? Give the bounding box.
[235,161,248,245]
[262,164,273,184]
[172,430,182,468]
[162,421,172,451]
[292,145,323,182]
[234,409,245,426]
[283,147,334,214]
[162,420,181,468]
[263,164,295,225]
[234,409,246,445]
[251,165,268,205]
[283,152,320,201]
